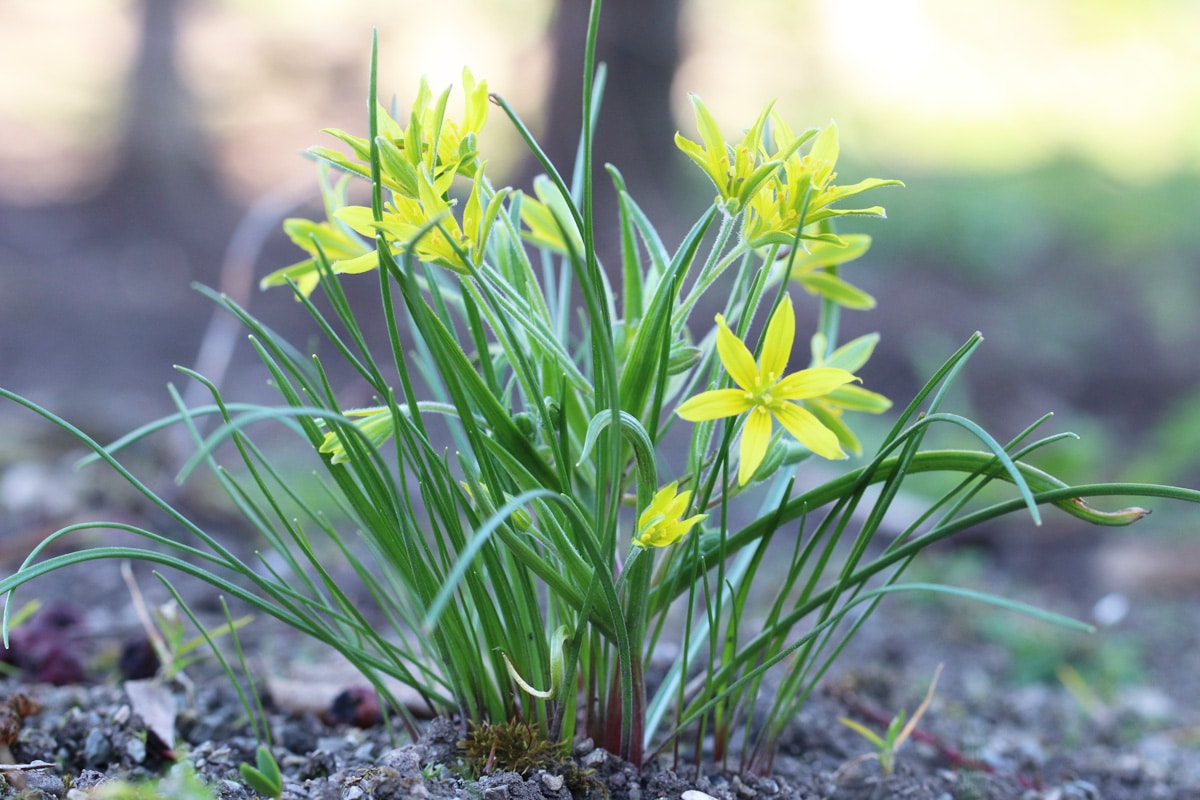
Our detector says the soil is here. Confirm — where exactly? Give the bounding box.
[1,509,1199,800]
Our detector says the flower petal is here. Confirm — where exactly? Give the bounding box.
[773,402,845,460]
[676,388,753,421]
[807,123,840,187]
[334,205,380,236]
[773,367,858,401]
[638,481,678,530]
[633,482,705,549]
[332,251,381,275]
[664,488,691,519]
[760,295,795,385]
[715,315,760,391]
[738,407,773,485]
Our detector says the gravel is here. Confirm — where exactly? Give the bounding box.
[2,581,1199,800]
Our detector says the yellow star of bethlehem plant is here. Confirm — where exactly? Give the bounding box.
[312,67,489,196]
[633,482,707,549]
[259,170,373,297]
[335,166,503,274]
[675,95,809,215]
[676,294,859,486]
[318,407,394,464]
[742,118,903,249]
[262,68,495,294]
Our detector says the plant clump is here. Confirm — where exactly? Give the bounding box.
[1,0,1198,789]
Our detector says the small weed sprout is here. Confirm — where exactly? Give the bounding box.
[95,762,214,800]
[121,562,253,685]
[838,663,943,777]
[238,745,284,800]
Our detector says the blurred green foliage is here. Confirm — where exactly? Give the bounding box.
[844,158,1200,488]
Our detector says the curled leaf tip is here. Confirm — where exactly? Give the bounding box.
[1067,498,1151,526]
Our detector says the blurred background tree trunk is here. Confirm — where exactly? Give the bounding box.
[90,0,235,258]
[537,0,685,255]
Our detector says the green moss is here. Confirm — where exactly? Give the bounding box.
[459,719,603,796]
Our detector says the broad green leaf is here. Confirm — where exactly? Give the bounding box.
[825,384,893,414]
[795,271,876,309]
[791,234,872,273]
[811,332,880,373]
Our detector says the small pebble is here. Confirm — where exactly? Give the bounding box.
[376,746,422,777]
[220,778,252,798]
[482,784,509,800]
[83,728,113,767]
[1041,780,1100,800]
[20,772,65,797]
[125,735,146,764]
[1092,592,1130,626]
[542,772,564,792]
[319,735,356,754]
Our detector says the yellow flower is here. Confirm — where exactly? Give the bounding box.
[267,69,496,295]
[676,295,858,486]
[518,175,585,257]
[742,120,903,249]
[319,407,395,464]
[801,332,893,457]
[633,482,707,549]
[335,165,503,274]
[313,67,489,198]
[259,171,373,296]
[675,95,799,215]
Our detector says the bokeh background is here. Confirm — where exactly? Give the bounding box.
[1,0,1197,571]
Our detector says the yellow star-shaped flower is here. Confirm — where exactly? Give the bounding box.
[633,482,707,549]
[742,120,903,249]
[674,94,797,215]
[676,295,858,485]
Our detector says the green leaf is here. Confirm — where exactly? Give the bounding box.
[819,177,905,208]
[795,271,876,309]
[814,332,880,373]
[320,127,373,161]
[838,715,887,749]
[375,136,420,196]
[307,146,373,182]
[618,206,717,419]
[790,234,872,273]
[825,384,892,414]
[804,400,863,456]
